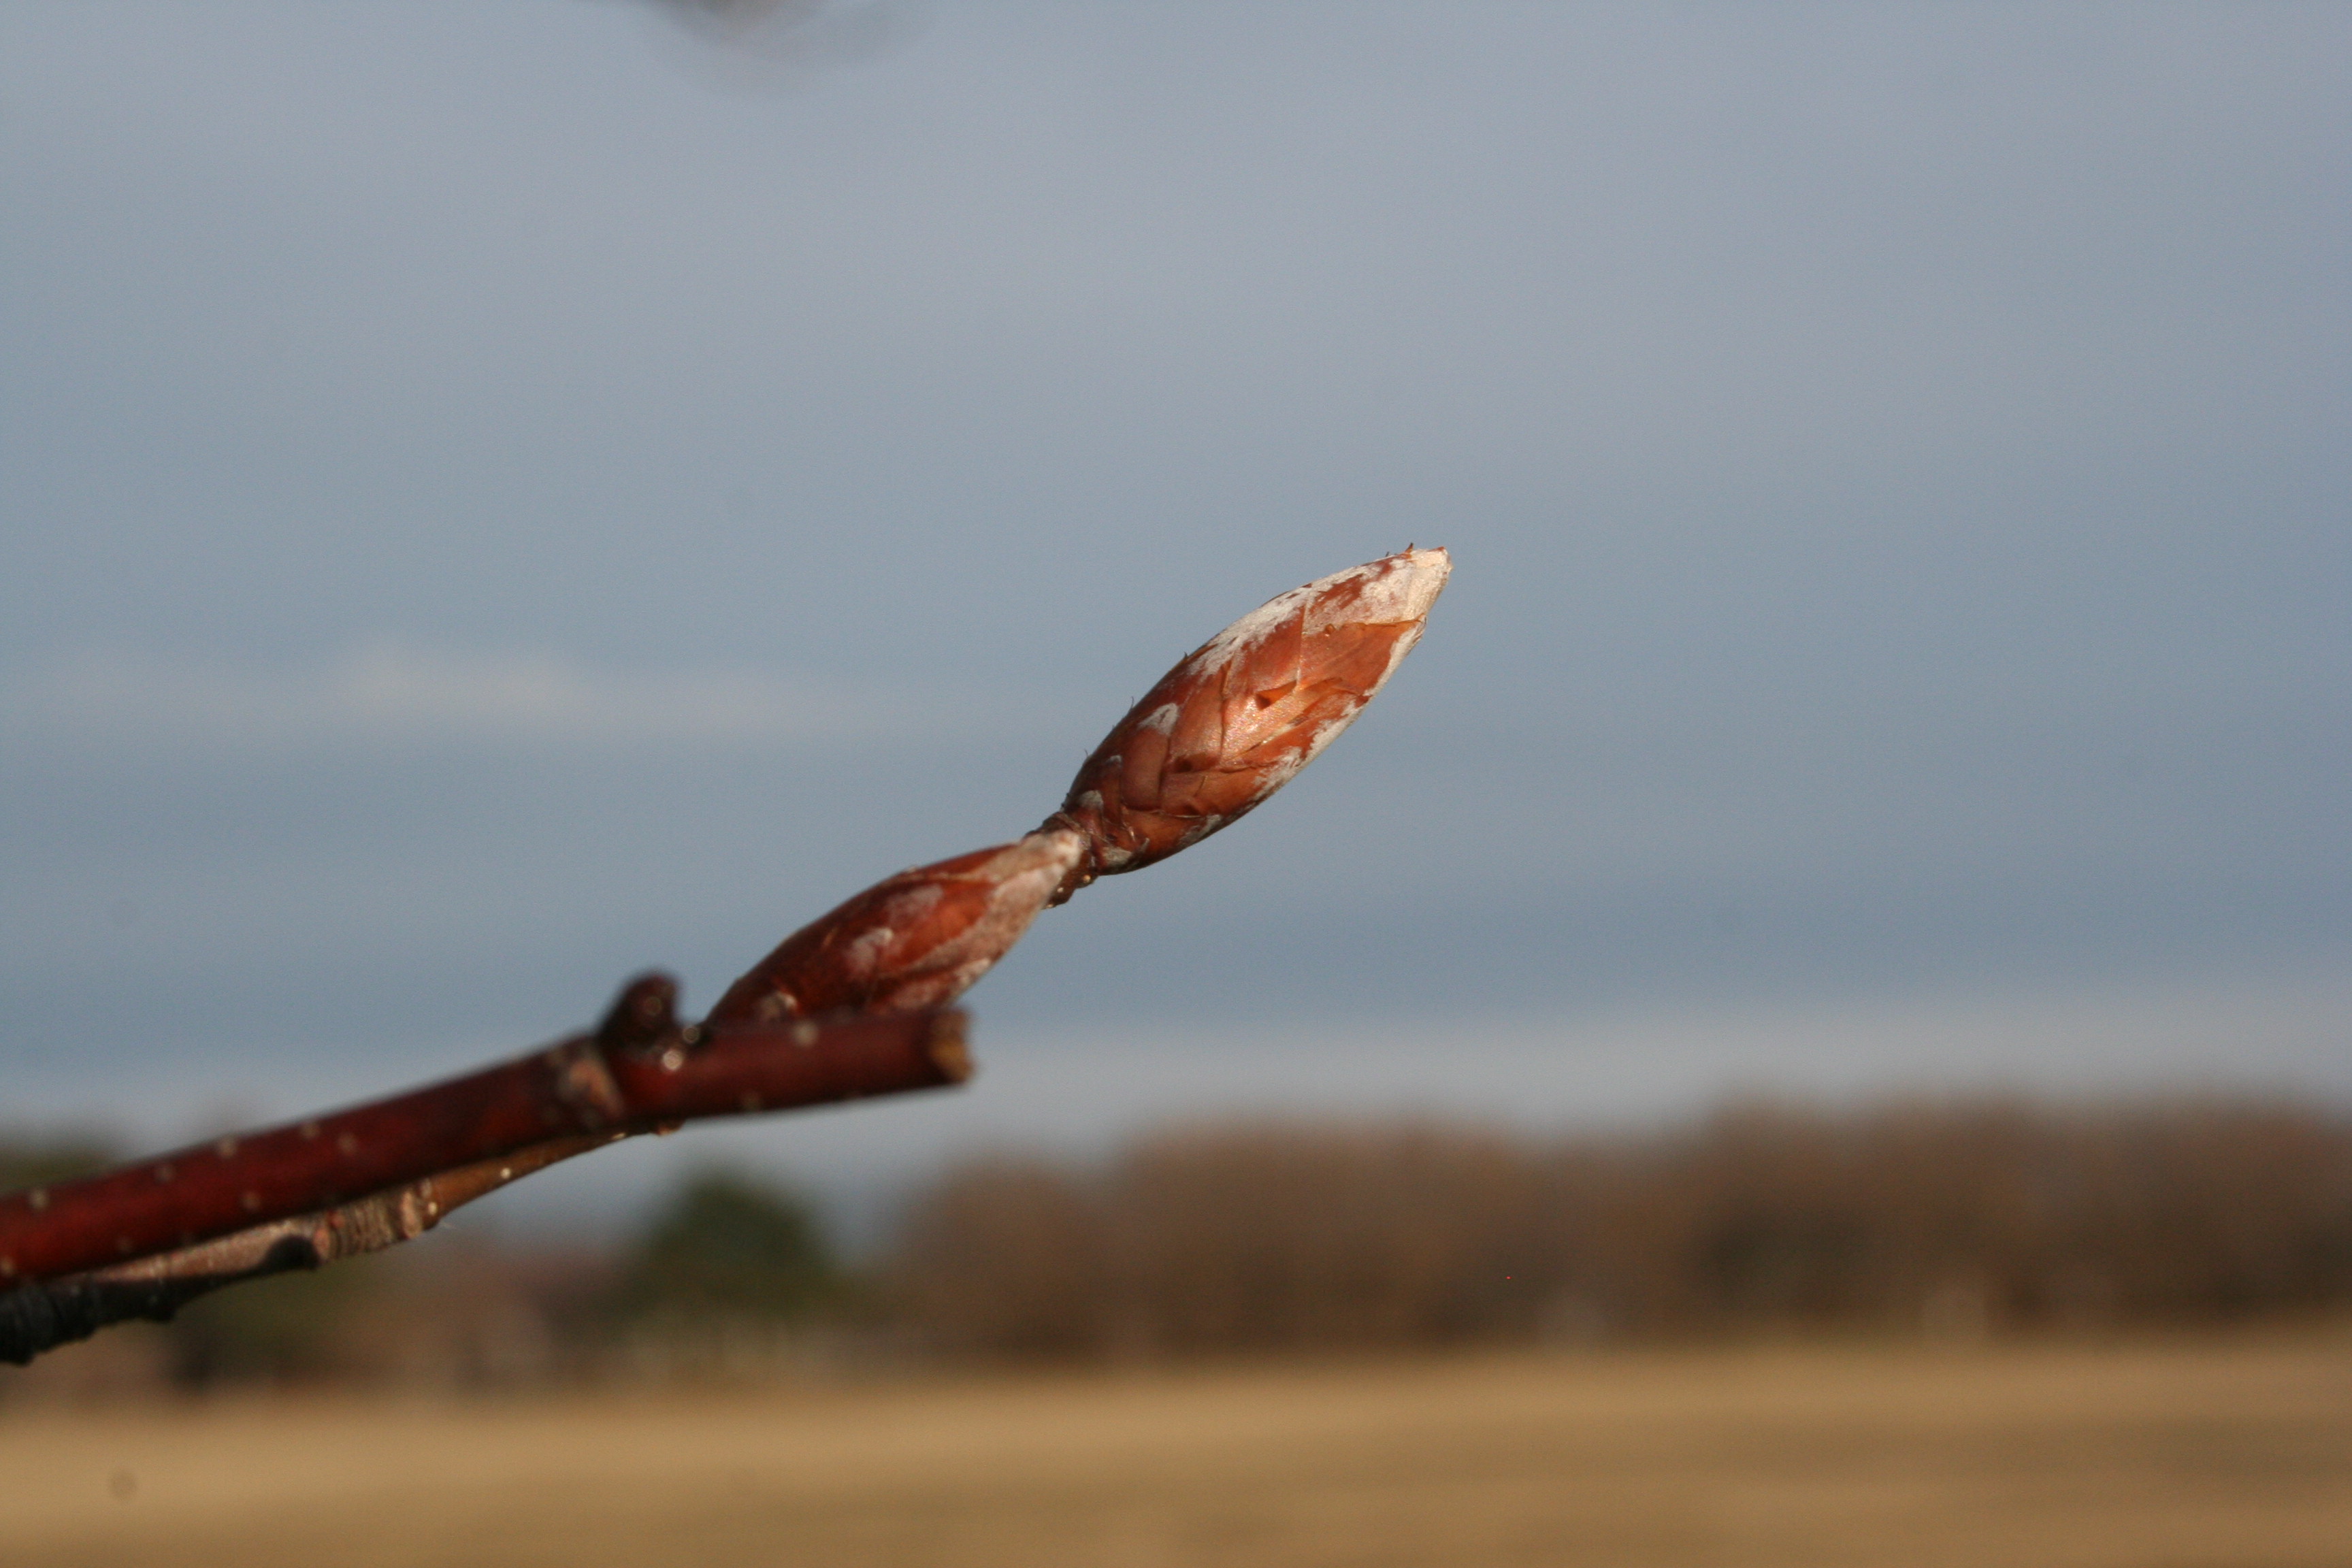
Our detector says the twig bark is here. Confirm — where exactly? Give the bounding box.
[0,983,968,1362]
[0,977,965,1287]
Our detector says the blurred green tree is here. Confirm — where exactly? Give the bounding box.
[163,1252,398,1387]
[0,1136,116,1193]
[610,1168,836,1328]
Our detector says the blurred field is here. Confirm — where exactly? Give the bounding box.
[5,1335,2349,1568]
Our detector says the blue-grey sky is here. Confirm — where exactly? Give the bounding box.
[3,3,2346,1226]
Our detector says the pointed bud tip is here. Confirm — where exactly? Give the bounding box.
[1366,546,1452,622]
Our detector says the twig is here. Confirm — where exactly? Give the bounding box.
[0,975,965,1287]
[0,982,968,1362]
[0,546,1448,1364]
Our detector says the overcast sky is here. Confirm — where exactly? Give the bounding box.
[2,3,2345,1228]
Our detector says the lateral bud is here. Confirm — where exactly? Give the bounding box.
[707,830,1086,1024]
[596,972,681,1057]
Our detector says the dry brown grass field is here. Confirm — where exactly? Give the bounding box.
[5,1335,2349,1568]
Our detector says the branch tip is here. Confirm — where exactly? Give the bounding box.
[1050,545,1449,887]
[924,1011,975,1084]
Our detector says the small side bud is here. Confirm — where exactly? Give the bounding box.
[708,829,1087,1024]
[597,973,681,1056]
[1046,546,1449,898]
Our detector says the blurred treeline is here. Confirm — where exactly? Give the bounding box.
[894,1096,2352,1359]
[6,1094,2350,1394]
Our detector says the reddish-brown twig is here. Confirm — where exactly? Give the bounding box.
[0,982,968,1361]
[0,977,964,1286]
[0,546,1447,1363]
